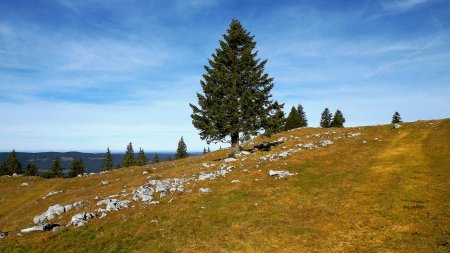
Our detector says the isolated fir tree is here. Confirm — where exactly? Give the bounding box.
[320,108,333,128]
[136,148,148,166]
[331,110,345,128]
[48,157,63,178]
[207,147,211,153]
[297,104,308,127]
[24,162,37,176]
[152,153,160,164]
[68,158,85,177]
[122,142,135,167]
[5,149,22,175]
[190,19,284,154]
[103,147,113,171]
[284,106,301,131]
[176,137,188,159]
[203,147,207,154]
[392,111,402,124]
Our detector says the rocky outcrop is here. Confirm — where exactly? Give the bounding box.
[21,223,62,233]
[33,204,69,224]
[268,170,295,179]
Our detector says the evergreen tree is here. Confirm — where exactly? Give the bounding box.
[190,19,284,155]
[5,149,22,175]
[203,147,207,154]
[207,147,211,153]
[102,147,113,171]
[320,108,333,128]
[297,104,308,127]
[392,111,402,124]
[0,161,7,176]
[68,158,85,177]
[115,163,122,170]
[284,106,301,131]
[331,110,345,128]
[167,155,173,161]
[122,142,135,167]
[24,162,37,176]
[152,153,160,164]
[48,157,64,178]
[176,137,188,159]
[136,148,148,166]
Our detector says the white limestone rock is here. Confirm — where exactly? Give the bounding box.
[69,212,96,227]
[132,185,154,203]
[100,181,109,185]
[33,204,67,224]
[268,170,295,179]
[199,188,211,193]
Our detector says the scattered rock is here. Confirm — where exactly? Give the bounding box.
[33,204,68,224]
[21,223,61,233]
[73,200,87,208]
[278,151,289,158]
[133,185,154,203]
[142,171,149,175]
[151,219,158,223]
[268,170,295,179]
[100,181,108,185]
[42,190,64,199]
[224,157,237,163]
[199,188,211,193]
[97,199,131,212]
[393,123,402,129]
[320,140,333,146]
[20,182,29,187]
[69,213,96,227]
[231,180,240,183]
[0,231,8,239]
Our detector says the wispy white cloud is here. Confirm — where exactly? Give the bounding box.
[381,0,429,12]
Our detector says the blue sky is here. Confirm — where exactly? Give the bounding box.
[0,0,449,152]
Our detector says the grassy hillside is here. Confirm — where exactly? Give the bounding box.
[0,119,449,252]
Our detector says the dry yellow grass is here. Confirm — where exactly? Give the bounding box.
[0,119,449,252]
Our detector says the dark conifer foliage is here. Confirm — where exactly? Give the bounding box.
[297,104,308,127]
[190,19,284,154]
[0,161,7,176]
[320,108,333,128]
[48,157,64,178]
[176,137,188,159]
[24,162,38,176]
[203,147,207,154]
[152,153,160,164]
[207,147,211,153]
[122,142,135,167]
[103,147,114,171]
[331,110,346,128]
[68,158,85,177]
[392,111,402,123]
[136,148,148,166]
[284,106,301,131]
[4,149,22,175]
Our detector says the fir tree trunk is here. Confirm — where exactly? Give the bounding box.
[231,132,240,155]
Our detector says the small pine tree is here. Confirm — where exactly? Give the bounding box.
[297,104,308,127]
[48,157,64,178]
[392,111,402,124]
[284,106,301,131]
[152,153,160,164]
[24,162,37,176]
[331,110,345,128]
[203,147,207,154]
[136,148,148,166]
[176,137,188,159]
[69,158,85,177]
[122,142,135,167]
[207,147,211,153]
[103,147,113,171]
[5,149,22,175]
[320,108,333,128]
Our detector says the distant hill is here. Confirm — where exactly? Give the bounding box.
[0,152,202,173]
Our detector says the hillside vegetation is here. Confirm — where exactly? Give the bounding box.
[0,119,449,252]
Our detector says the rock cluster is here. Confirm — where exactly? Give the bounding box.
[69,213,96,227]
[42,190,63,199]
